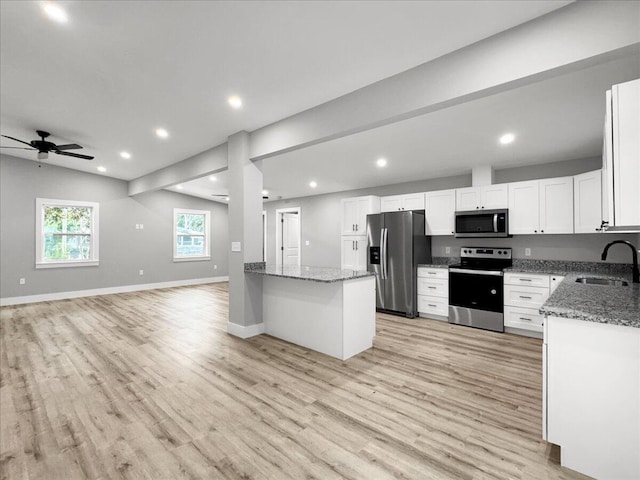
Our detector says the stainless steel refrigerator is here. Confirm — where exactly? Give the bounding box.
[366,211,431,318]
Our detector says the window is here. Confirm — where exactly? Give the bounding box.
[173,208,210,261]
[36,198,99,268]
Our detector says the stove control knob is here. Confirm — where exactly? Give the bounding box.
[491,289,497,295]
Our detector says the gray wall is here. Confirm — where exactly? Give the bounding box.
[0,155,228,299]
[264,158,639,267]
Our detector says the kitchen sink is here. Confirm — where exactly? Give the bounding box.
[575,277,629,286]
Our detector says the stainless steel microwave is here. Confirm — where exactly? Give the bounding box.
[455,209,509,238]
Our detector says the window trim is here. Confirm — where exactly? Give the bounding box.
[35,198,100,269]
[173,208,211,262]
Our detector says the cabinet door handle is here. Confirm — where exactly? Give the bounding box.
[519,295,532,299]
[519,317,532,321]
[352,241,355,250]
[355,224,358,232]
[355,242,358,251]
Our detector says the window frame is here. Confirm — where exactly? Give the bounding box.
[173,208,211,262]
[35,198,100,269]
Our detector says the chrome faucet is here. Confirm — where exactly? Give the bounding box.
[601,240,639,283]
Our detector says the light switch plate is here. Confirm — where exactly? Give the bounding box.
[445,247,451,254]
[19,278,25,285]
[231,242,241,252]
[305,240,310,246]
[525,248,531,257]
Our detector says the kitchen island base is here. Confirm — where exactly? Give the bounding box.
[263,275,375,361]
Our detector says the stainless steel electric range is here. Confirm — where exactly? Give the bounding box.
[448,247,512,333]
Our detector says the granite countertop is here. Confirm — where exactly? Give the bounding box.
[540,272,639,328]
[244,263,375,283]
[505,260,640,328]
[418,257,460,269]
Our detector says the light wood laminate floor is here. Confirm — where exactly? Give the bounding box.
[1,283,590,480]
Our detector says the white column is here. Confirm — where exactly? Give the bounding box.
[227,131,264,336]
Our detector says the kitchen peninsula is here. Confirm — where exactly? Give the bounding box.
[245,263,376,360]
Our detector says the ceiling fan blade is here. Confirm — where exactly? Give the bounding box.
[54,150,94,160]
[55,143,83,150]
[0,146,36,150]
[1,135,33,147]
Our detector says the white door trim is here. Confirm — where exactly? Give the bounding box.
[275,207,301,267]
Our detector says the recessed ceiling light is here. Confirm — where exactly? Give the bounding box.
[42,2,68,23]
[228,95,243,109]
[154,128,169,138]
[262,189,269,196]
[176,184,183,190]
[97,166,106,173]
[120,151,131,159]
[209,175,217,181]
[376,157,387,168]
[499,133,515,145]
[309,181,317,188]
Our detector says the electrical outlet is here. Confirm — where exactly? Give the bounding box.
[525,248,531,257]
[445,246,451,255]
[214,264,218,270]
[19,278,26,285]
[139,269,144,276]
[305,240,310,246]
[135,224,140,229]
[139,224,144,229]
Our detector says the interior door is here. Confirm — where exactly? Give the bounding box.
[383,211,413,314]
[282,212,299,265]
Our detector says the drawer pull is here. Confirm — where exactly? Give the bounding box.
[519,278,532,282]
[428,286,437,289]
[428,304,437,308]
[519,295,532,299]
[519,317,532,321]
[427,272,437,275]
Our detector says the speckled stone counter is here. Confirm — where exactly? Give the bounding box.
[507,260,640,328]
[418,257,459,269]
[244,263,374,283]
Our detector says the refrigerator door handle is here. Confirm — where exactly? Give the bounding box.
[382,228,388,279]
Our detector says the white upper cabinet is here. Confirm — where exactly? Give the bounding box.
[425,189,456,236]
[509,178,573,235]
[603,79,640,231]
[508,180,540,234]
[341,196,380,235]
[456,184,508,211]
[539,177,574,234]
[574,170,603,234]
[380,193,425,212]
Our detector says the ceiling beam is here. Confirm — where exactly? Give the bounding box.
[128,143,227,196]
[128,0,639,195]
[248,0,640,160]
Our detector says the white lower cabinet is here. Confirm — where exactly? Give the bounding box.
[544,315,640,480]
[341,236,367,270]
[504,272,552,334]
[417,267,449,319]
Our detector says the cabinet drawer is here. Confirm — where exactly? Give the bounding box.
[504,306,544,332]
[504,284,550,308]
[418,295,449,317]
[504,272,550,288]
[417,267,448,279]
[417,277,448,298]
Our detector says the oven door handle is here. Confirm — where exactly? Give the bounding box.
[449,268,504,276]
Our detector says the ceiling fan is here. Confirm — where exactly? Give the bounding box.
[1,130,94,160]
[211,193,269,200]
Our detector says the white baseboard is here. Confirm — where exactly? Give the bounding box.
[227,321,265,339]
[0,276,229,306]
